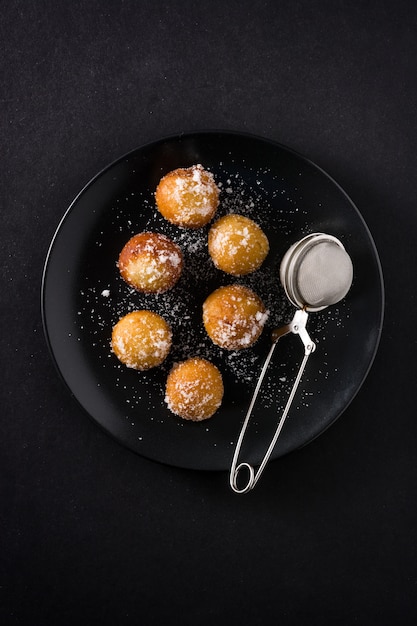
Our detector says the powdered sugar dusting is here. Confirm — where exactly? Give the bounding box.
[169,164,218,220]
[165,380,220,422]
[203,286,269,350]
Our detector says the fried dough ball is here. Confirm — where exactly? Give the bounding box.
[155,164,219,228]
[118,232,183,293]
[208,214,269,275]
[165,358,224,421]
[111,310,172,370]
[203,284,268,350]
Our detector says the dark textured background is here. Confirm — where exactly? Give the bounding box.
[1,1,416,624]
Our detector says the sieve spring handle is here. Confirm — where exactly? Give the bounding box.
[229,309,315,494]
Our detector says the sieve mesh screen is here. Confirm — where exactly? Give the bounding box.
[295,242,353,307]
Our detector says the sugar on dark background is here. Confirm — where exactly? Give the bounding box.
[1,1,417,624]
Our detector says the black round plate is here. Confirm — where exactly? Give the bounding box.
[41,131,384,471]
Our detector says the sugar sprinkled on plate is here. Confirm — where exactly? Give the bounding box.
[75,163,349,431]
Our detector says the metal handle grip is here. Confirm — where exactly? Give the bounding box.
[229,309,315,494]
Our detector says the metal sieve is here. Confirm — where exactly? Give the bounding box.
[230,233,354,493]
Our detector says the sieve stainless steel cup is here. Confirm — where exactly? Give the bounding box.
[230,233,354,494]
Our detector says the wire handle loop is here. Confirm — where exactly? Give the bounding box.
[229,309,315,494]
